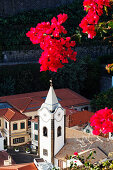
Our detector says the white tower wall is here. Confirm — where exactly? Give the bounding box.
[38,84,65,164]
[39,108,52,163]
[54,107,65,156]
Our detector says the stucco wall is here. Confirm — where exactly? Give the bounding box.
[11,119,27,133]
[0,136,4,151]
[39,108,52,163]
[24,111,38,119]
[11,134,29,146]
[31,121,38,147]
[0,117,4,130]
[10,119,30,146]
[54,107,64,156]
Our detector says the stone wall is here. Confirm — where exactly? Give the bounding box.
[2,45,113,63]
[0,0,74,16]
[2,50,42,63]
[76,45,113,59]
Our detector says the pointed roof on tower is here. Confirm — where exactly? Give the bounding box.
[40,80,61,112]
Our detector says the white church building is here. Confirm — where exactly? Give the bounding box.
[32,82,66,165]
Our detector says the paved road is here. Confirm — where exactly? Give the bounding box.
[9,152,39,164]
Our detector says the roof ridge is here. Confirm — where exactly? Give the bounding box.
[21,97,32,113]
[8,98,32,113]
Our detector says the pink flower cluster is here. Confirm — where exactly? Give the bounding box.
[90,107,113,135]
[74,152,78,156]
[79,0,110,39]
[26,14,77,72]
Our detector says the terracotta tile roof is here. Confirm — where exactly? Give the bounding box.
[66,109,94,127]
[0,109,8,117]
[25,99,41,112]
[0,108,27,121]
[3,109,15,121]
[0,163,37,170]
[0,89,90,113]
[8,98,32,113]
[10,108,28,121]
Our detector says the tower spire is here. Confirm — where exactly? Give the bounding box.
[42,80,59,112]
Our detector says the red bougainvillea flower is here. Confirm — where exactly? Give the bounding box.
[79,0,110,39]
[26,13,77,72]
[74,152,78,156]
[90,108,113,135]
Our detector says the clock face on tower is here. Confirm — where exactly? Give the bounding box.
[55,110,63,121]
[40,108,51,122]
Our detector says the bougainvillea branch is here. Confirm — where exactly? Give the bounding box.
[79,0,111,39]
[90,107,113,135]
[26,14,77,72]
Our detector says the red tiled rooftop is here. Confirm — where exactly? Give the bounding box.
[66,109,94,127]
[8,97,32,113]
[10,108,28,121]
[0,162,37,170]
[0,89,90,113]
[0,109,8,117]
[0,108,27,121]
[4,109,15,121]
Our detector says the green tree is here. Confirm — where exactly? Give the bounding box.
[81,56,100,99]
[49,57,87,93]
[91,87,113,112]
[0,77,15,96]
[50,56,100,99]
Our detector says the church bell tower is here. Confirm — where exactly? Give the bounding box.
[38,81,65,164]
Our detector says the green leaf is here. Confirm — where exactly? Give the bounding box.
[86,151,93,160]
[108,21,113,28]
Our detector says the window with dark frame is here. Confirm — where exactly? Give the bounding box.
[86,129,90,133]
[28,117,32,126]
[34,123,38,130]
[43,127,48,137]
[43,149,48,156]
[111,133,113,137]
[0,120,1,126]
[57,126,61,137]
[21,122,25,129]
[13,137,25,144]
[13,123,17,130]
[35,134,38,141]
[5,122,7,129]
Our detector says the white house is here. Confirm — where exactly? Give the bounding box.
[31,118,38,151]
[0,131,4,151]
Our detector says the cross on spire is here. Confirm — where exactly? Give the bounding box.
[50,79,53,87]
